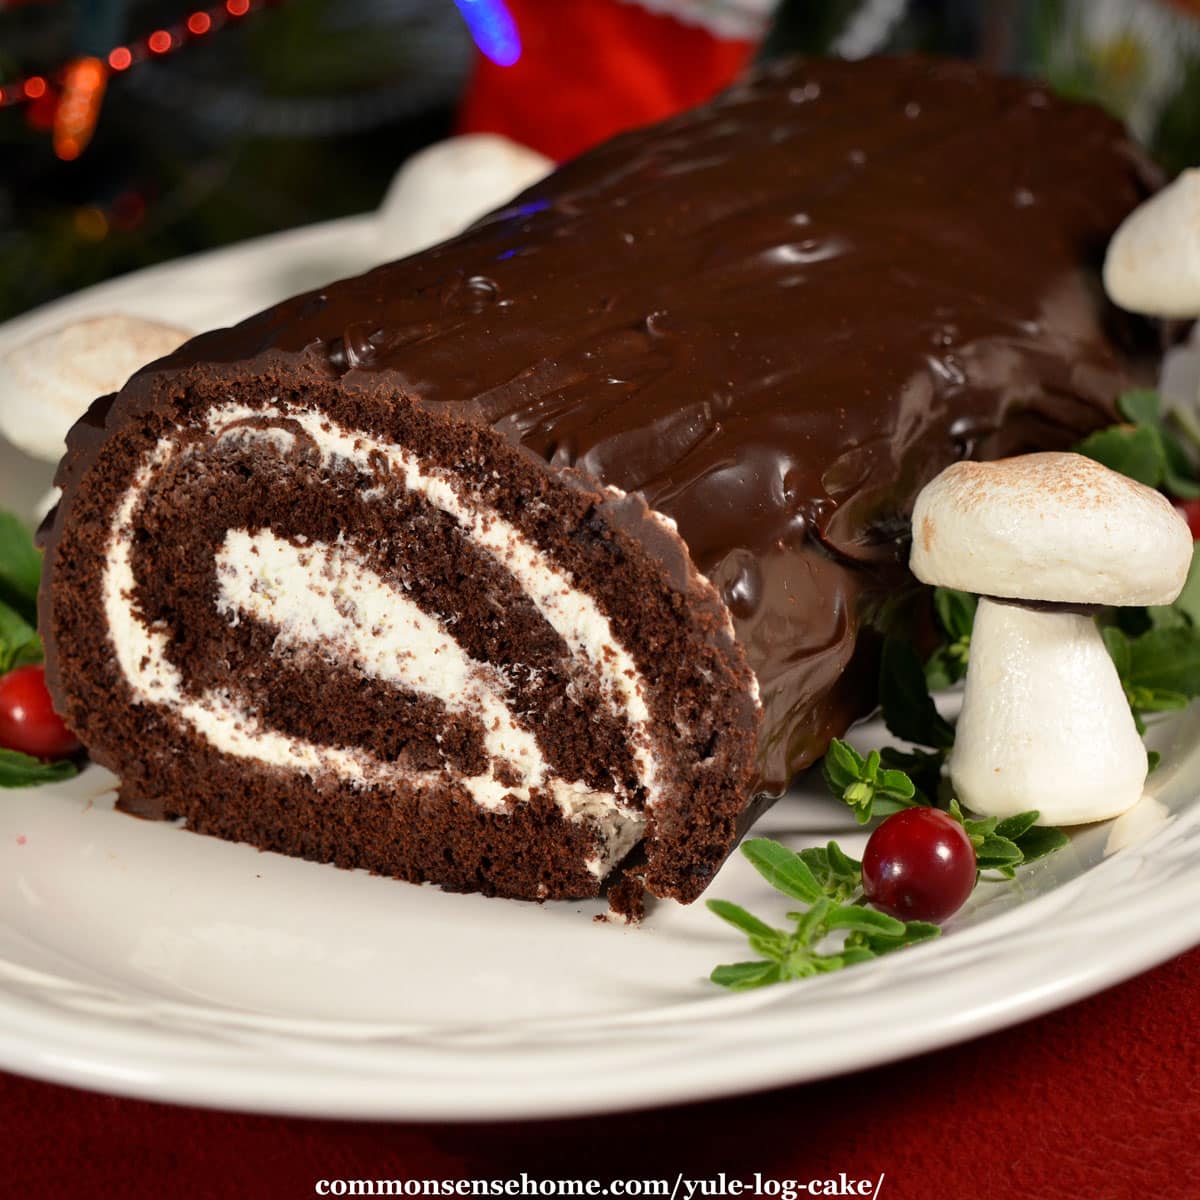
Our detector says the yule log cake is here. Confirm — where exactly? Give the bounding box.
[39,56,1157,912]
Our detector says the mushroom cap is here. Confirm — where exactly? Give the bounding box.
[378,134,552,261]
[1103,168,1200,319]
[0,315,191,462]
[910,451,1193,606]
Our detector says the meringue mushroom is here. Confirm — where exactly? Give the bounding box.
[0,314,190,461]
[1103,167,1200,318]
[377,133,553,260]
[910,452,1193,825]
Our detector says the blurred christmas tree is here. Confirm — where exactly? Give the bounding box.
[3,0,1200,326]
[0,0,471,321]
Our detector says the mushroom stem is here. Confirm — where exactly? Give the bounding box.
[950,598,1147,825]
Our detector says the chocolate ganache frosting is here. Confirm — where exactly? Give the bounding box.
[50,55,1158,811]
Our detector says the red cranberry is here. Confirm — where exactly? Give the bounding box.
[862,808,977,923]
[0,665,81,760]
[1174,498,1200,541]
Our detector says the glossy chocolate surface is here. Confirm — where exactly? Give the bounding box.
[103,56,1159,794]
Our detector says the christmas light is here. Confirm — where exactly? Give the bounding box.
[110,191,147,232]
[54,57,107,161]
[454,0,521,68]
[0,2,278,116]
[72,206,109,242]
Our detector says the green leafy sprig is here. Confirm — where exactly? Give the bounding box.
[1072,390,1200,729]
[925,587,976,690]
[821,739,920,824]
[1077,390,1200,499]
[1102,624,1200,733]
[0,511,42,676]
[0,511,41,626]
[0,508,77,788]
[707,838,939,990]
[946,799,1069,880]
[879,635,954,751]
[0,748,77,788]
[822,739,1068,878]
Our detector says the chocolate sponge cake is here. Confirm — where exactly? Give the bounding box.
[39,56,1157,909]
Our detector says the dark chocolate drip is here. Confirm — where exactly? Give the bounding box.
[47,55,1158,796]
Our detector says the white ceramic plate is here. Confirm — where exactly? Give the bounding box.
[1,226,1199,1121]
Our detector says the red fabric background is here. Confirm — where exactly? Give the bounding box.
[458,0,755,161]
[4,948,1199,1199]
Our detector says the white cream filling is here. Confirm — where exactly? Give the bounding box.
[98,405,669,872]
[206,401,663,803]
[102,442,453,797]
[215,528,549,808]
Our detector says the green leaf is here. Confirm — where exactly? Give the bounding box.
[973,834,1024,868]
[876,766,917,802]
[1148,750,1162,774]
[1102,623,1197,726]
[710,961,784,991]
[798,841,862,903]
[896,921,941,947]
[747,932,790,960]
[837,946,880,967]
[846,919,940,956]
[870,795,923,819]
[1076,424,1164,489]
[0,748,77,788]
[1161,433,1200,499]
[994,811,1040,840]
[826,904,907,936]
[792,897,833,945]
[12,633,43,668]
[822,738,866,795]
[933,587,977,641]
[1124,626,1200,699]
[0,597,39,674]
[1117,388,1163,427]
[879,746,944,804]
[1126,687,1189,714]
[924,647,957,692]
[780,955,819,981]
[825,840,861,883]
[1079,389,1200,498]
[0,513,41,624]
[798,846,833,888]
[1121,390,1200,498]
[705,899,786,947]
[740,838,823,904]
[1015,825,1070,864]
[1171,389,1200,451]
[961,812,999,840]
[879,636,955,750]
